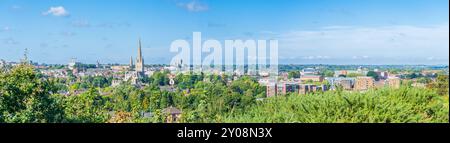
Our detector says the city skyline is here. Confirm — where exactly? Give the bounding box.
[0,0,449,65]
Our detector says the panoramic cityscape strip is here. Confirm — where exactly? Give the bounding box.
[0,0,448,126]
[1,36,448,123]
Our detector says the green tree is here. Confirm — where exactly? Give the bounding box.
[417,77,432,84]
[431,75,449,96]
[63,88,109,123]
[367,71,380,81]
[0,64,64,123]
[288,71,300,79]
[151,71,170,86]
[92,76,111,88]
[323,70,335,77]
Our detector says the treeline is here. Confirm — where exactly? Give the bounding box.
[0,64,448,123]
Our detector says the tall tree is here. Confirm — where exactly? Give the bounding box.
[288,71,300,79]
[367,71,380,81]
[0,64,64,123]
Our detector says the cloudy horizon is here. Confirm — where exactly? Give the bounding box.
[1,0,448,65]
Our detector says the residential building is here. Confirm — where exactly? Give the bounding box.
[266,82,277,97]
[299,84,316,95]
[277,81,300,95]
[375,80,386,88]
[354,76,375,91]
[334,70,348,77]
[386,77,401,89]
[326,77,355,90]
[373,70,389,80]
[162,107,182,123]
[300,68,318,76]
[300,75,324,83]
[68,58,81,70]
[111,66,130,71]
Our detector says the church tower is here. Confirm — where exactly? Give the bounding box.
[135,39,144,73]
[129,56,134,69]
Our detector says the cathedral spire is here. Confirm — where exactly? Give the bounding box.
[130,56,134,68]
[135,38,144,72]
[138,38,142,60]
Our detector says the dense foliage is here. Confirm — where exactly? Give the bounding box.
[221,87,448,123]
[0,65,64,123]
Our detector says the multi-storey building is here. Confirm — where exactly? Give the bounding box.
[300,68,319,76]
[326,77,355,90]
[300,75,324,83]
[266,82,277,97]
[354,76,375,91]
[277,81,300,95]
[299,84,314,95]
[298,84,328,95]
[386,77,401,89]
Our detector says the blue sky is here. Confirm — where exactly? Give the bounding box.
[0,0,448,65]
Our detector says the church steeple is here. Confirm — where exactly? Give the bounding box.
[138,38,142,60]
[129,56,134,68]
[135,38,144,72]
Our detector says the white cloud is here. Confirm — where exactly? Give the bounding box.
[71,20,91,28]
[42,6,69,17]
[352,56,370,60]
[275,24,449,62]
[321,26,353,30]
[177,1,208,12]
[60,31,76,37]
[302,56,331,60]
[0,26,11,32]
[11,5,21,10]
[2,37,19,45]
[258,31,279,36]
[426,56,447,62]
